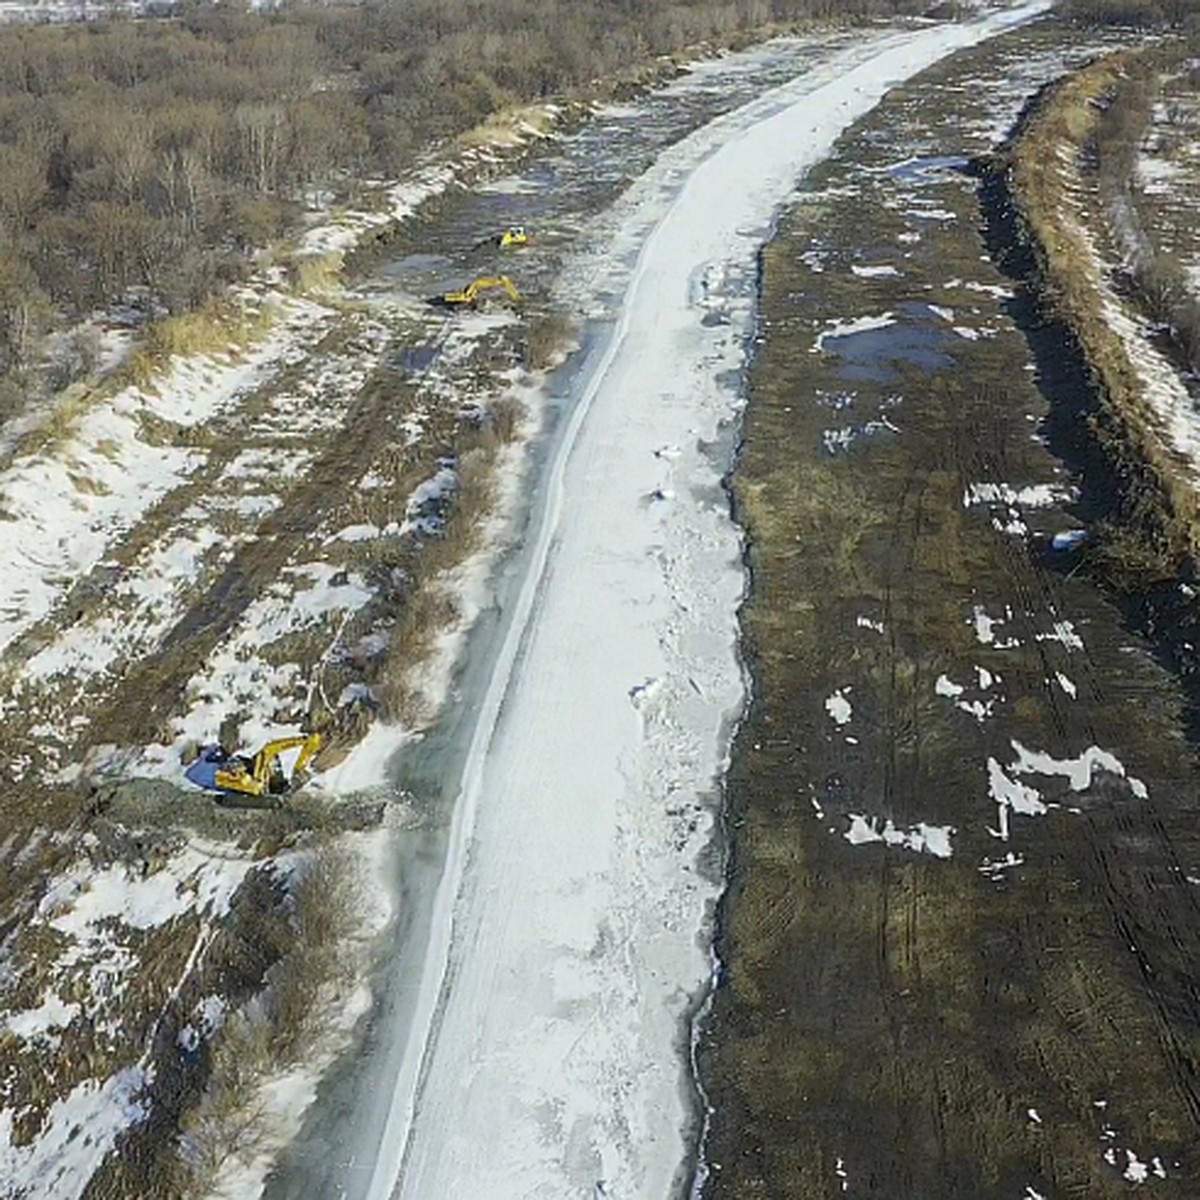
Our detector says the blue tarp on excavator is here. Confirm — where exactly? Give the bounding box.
[184,745,227,791]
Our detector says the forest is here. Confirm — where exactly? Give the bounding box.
[0,0,1187,399]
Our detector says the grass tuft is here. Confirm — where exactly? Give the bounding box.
[287,252,345,296]
[174,842,362,1196]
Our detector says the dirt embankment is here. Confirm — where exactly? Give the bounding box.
[700,21,1200,1200]
[978,39,1200,742]
[997,46,1200,585]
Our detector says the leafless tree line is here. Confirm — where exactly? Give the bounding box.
[0,0,1186,386]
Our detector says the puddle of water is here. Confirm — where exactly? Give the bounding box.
[823,314,954,382]
[385,252,451,275]
[399,345,439,374]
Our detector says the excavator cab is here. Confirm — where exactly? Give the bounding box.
[438,274,522,309]
[185,733,321,804]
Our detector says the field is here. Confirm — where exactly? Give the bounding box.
[700,16,1200,1199]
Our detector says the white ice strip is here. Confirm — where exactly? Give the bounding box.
[974,605,998,644]
[994,514,1028,535]
[1037,620,1084,651]
[370,6,1055,1199]
[813,311,896,352]
[957,697,994,722]
[1102,292,1200,473]
[980,851,1025,877]
[1010,740,1147,799]
[963,481,1072,508]
[936,674,965,697]
[988,755,1047,841]
[845,814,954,858]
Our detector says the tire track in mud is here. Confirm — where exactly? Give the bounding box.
[702,21,1200,1200]
[961,376,1200,1133]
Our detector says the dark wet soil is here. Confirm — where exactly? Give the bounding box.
[700,21,1200,1200]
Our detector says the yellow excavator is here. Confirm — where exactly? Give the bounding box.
[185,733,321,801]
[474,226,528,250]
[440,275,521,308]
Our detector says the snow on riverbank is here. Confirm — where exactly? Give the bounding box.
[0,99,561,785]
[0,83,568,1200]
[358,5,1054,1198]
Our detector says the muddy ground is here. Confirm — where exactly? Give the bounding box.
[701,20,1200,1200]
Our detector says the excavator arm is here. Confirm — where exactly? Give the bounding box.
[250,733,322,790]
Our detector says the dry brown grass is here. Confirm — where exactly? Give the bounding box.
[7,381,102,463]
[365,394,525,725]
[123,299,277,390]
[286,251,345,297]
[175,1014,277,1196]
[373,582,460,725]
[1008,48,1200,580]
[174,841,361,1196]
[1091,42,1200,373]
[523,310,577,371]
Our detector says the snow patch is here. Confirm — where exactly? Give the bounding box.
[825,688,853,725]
[964,481,1069,508]
[0,1068,151,1200]
[845,814,954,858]
[812,311,896,352]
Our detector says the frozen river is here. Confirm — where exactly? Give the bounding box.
[264,6,1053,1197]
